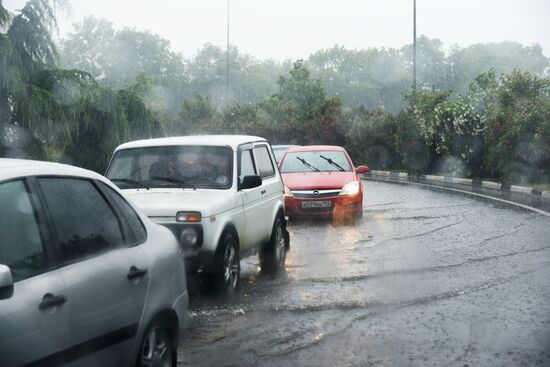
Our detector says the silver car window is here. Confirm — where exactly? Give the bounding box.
[0,180,46,282]
[99,182,147,245]
[38,178,125,263]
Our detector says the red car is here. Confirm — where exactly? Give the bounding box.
[279,145,369,220]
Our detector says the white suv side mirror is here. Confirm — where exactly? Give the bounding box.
[240,175,262,190]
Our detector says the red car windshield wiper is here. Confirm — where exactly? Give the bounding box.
[319,155,346,172]
[296,156,320,172]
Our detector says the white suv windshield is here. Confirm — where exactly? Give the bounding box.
[107,145,233,189]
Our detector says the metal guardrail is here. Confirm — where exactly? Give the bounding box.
[362,170,550,214]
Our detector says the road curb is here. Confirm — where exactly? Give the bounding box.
[363,170,550,216]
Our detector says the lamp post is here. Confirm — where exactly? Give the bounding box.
[226,0,230,104]
[413,0,417,90]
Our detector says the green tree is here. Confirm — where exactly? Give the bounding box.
[261,60,344,145]
[60,16,116,80]
[221,103,269,137]
[401,36,449,90]
[483,70,550,184]
[61,17,188,116]
[186,43,282,106]
[64,85,125,171]
[2,2,166,171]
[308,45,409,113]
[175,94,220,135]
[448,42,549,94]
[0,0,74,159]
[117,72,165,141]
[427,71,498,177]
[396,90,450,174]
[345,107,399,168]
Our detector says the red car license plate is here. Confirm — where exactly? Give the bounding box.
[301,200,331,209]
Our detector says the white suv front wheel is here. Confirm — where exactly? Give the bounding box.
[214,233,240,295]
[260,218,287,274]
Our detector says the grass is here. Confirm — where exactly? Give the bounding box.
[530,183,550,191]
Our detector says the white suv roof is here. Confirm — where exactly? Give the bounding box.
[114,135,268,152]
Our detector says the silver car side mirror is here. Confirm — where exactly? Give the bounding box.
[0,264,14,300]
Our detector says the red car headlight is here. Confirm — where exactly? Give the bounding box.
[340,181,360,196]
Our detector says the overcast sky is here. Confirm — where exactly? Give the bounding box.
[4,0,550,60]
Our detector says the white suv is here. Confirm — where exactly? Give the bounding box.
[106,135,289,293]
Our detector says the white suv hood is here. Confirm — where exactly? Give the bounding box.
[122,188,238,218]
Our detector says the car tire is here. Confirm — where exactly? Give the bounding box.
[136,316,177,367]
[214,232,240,295]
[260,217,287,274]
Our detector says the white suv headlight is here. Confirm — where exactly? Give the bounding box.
[340,181,360,196]
[176,211,201,222]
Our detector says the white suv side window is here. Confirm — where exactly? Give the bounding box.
[239,149,256,183]
[254,145,275,178]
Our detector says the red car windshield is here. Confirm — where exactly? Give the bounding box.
[280,151,351,173]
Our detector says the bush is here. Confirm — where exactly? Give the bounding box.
[483,70,550,184]
[345,107,399,168]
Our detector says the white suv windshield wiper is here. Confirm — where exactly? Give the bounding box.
[111,178,149,189]
[151,176,195,190]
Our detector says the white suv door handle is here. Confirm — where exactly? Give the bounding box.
[261,189,266,195]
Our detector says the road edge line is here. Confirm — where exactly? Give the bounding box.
[362,176,550,217]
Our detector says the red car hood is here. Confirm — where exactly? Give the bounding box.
[281,171,356,190]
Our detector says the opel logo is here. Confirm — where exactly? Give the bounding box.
[313,190,319,196]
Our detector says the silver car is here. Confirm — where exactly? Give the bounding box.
[272,144,299,164]
[0,159,188,367]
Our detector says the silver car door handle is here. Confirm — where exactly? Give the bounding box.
[261,189,267,195]
[39,293,68,310]
[127,266,148,280]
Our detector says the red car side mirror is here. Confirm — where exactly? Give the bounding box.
[356,165,369,174]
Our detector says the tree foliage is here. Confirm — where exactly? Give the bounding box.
[390,70,550,183]
[3,1,550,185]
[62,16,548,117]
[345,107,399,169]
[61,16,187,116]
[1,1,165,171]
[260,60,345,144]
[1,0,67,158]
[482,71,550,183]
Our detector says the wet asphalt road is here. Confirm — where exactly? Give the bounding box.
[177,180,550,367]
